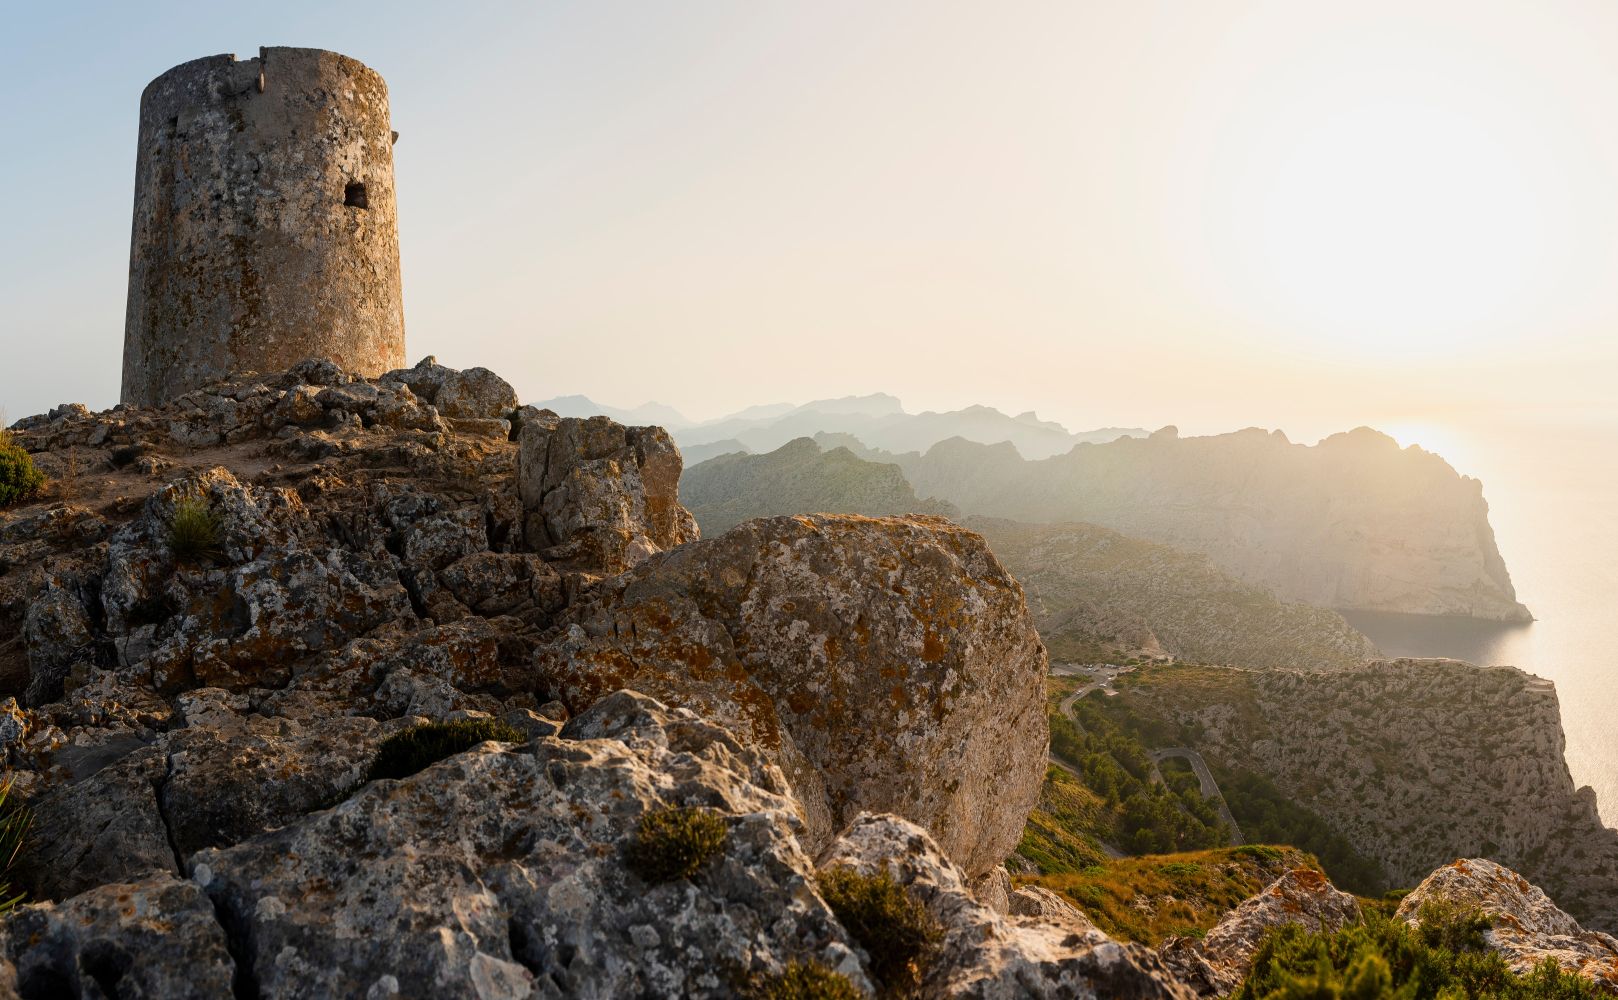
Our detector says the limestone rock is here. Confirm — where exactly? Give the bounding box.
[0,874,236,998]
[516,412,697,573]
[23,582,93,706]
[1159,869,1361,997]
[821,814,1192,999]
[1396,858,1618,993]
[21,704,381,901]
[435,367,519,420]
[191,691,874,999]
[536,513,1048,876]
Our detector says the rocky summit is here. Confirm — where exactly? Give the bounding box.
[0,359,1608,998]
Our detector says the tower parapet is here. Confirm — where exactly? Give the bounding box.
[121,47,405,406]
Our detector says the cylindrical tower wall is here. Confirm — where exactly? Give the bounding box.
[121,47,405,406]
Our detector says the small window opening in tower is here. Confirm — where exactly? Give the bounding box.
[344,181,369,209]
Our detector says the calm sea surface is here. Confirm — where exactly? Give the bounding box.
[1341,424,1618,825]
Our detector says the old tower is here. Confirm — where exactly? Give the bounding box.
[121,47,406,406]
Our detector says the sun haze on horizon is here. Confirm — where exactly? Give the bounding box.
[1,0,1614,445]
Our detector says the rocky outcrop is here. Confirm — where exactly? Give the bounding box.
[1110,659,1618,931]
[681,436,957,535]
[190,691,872,999]
[1397,858,1618,993]
[888,427,1530,622]
[823,815,1194,998]
[516,410,697,574]
[1159,868,1361,996]
[535,512,1048,876]
[0,874,237,998]
[0,363,1083,996]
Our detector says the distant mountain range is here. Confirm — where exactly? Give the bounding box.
[529,392,1144,461]
[835,427,1532,622]
[678,438,1377,669]
[680,437,957,535]
[682,428,1530,624]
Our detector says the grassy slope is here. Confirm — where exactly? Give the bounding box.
[1018,844,1322,944]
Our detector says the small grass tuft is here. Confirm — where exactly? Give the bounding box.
[747,961,864,1000]
[0,430,45,507]
[365,719,526,782]
[624,805,729,883]
[819,867,939,995]
[168,497,224,563]
[0,779,33,914]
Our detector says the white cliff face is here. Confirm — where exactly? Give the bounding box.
[897,426,1531,623]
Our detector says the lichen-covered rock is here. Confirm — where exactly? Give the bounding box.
[22,582,93,705]
[516,412,697,573]
[191,691,873,999]
[1158,868,1361,997]
[0,874,237,998]
[18,744,177,901]
[537,513,1047,876]
[1396,858,1618,993]
[20,701,381,901]
[821,815,1192,999]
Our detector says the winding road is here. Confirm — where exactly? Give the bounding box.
[1049,664,1244,848]
[1152,747,1244,845]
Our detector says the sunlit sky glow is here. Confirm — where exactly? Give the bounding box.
[3,1,1616,452]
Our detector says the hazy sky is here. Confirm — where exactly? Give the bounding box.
[3,0,1616,446]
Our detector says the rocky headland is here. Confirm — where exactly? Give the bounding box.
[878,426,1531,622]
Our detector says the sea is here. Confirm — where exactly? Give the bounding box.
[1339,423,1618,826]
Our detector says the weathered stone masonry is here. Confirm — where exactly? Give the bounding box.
[121,47,405,406]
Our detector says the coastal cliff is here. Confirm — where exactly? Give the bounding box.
[890,426,1531,622]
[1104,658,1618,930]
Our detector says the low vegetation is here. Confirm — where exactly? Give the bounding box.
[1053,672,1386,895]
[624,805,729,883]
[819,867,939,995]
[0,780,31,915]
[1015,765,1113,873]
[167,497,224,563]
[365,719,526,782]
[1048,691,1229,854]
[747,961,863,1000]
[0,429,45,507]
[1019,844,1320,945]
[1234,902,1600,999]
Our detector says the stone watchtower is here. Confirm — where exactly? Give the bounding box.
[121,47,406,406]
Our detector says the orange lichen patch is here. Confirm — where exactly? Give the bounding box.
[920,634,947,663]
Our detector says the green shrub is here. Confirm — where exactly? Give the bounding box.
[748,961,863,1000]
[819,867,939,994]
[1233,906,1598,1000]
[624,805,729,883]
[0,434,45,507]
[1414,899,1492,953]
[0,779,32,914]
[168,497,223,563]
[365,719,526,782]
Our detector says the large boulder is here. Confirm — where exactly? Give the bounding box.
[535,513,1048,877]
[821,814,1193,999]
[1159,868,1362,997]
[516,413,697,574]
[191,691,873,999]
[1396,858,1618,992]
